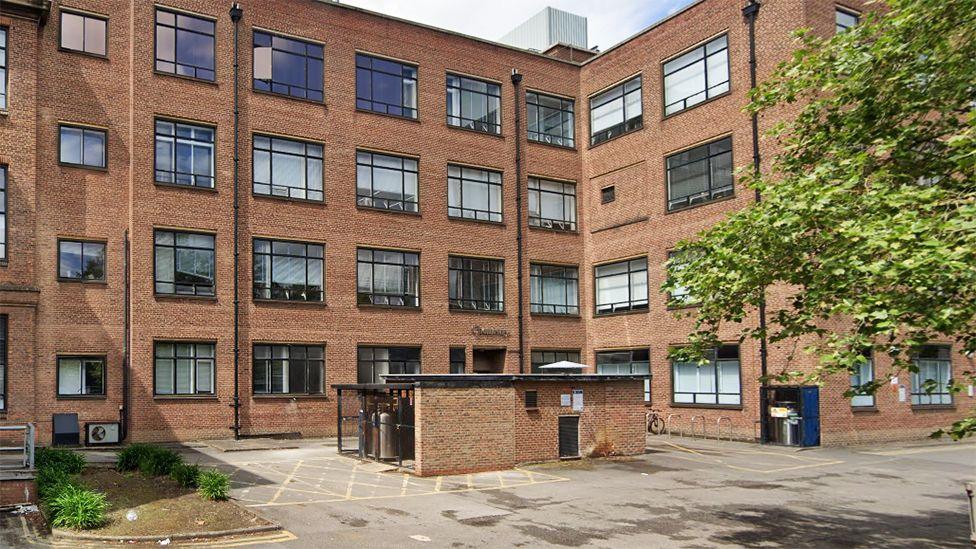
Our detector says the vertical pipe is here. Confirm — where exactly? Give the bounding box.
[511,69,526,374]
[336,388,343,453]
[743,0,769,444]
[122,230,130,441]
[229,3,243,440]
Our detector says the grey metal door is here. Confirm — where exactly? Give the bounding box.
[558,416,579,458]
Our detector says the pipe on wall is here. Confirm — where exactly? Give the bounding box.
[511,68,526,374]
[230,2,243,440]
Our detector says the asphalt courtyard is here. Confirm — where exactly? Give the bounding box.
[4,436,974,547]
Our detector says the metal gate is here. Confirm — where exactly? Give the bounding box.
[334,383,415,468]
[558,416,579,458]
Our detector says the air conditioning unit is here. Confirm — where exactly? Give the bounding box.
[85,422,121,446]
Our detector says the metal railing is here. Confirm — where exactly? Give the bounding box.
[0,423,36,470]
[716,417,733,442]
[690,415,707,438]
[666,414,682,438]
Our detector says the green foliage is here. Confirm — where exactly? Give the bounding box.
[170,462,201,488]
[48,484,107,530]
[35,447,86,475]
[137,446,183,477]
[665,0,976,438]
[197,469,230,501]
[116,443,154,472]
[36,467,78,501]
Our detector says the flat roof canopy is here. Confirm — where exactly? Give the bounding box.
[371,373,649,388]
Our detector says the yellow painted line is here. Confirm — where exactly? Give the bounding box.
[268,459,303,505]
[860,444,976,456]
[345,462,359,499]
[660,440,844,474]
[400,474,410,496]
[182,530,299,547]
[434,476,443,492]
[497,471,505,488]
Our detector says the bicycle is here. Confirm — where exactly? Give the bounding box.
[646,409,665,435]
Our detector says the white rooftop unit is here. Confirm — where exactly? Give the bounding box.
[499,6,588,52]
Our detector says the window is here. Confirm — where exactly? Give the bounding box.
[531,350,581,374]
[0,315,6,410]
[597,349,650,401]
[449,256,504,312]
[527,91,574,147]
[601,186,615,204]
[57,356,105,396]
[911,345,952,406]
[154,342,215,395]
[60,11,107,56]
[356,248,419,307]
[253,239,323,302]
[850,351,875,407]
[667,136,733,211]
[253,31,323,101]
[59,125,106,168]
[450,347,465,374]
[836,8,859,33]
[447,164,502,222]
[663,35,729,116]
[0,166,6,260]
[667,249,699,306]
[253,344,324,395]
[253,135,323,201]
[530,264,579,315]
[356,150,418,212]
[155,120,214,188]
[154,230,215,296]
[590,75,642,146]
[356,53,417,119]
[528,177,576,231]
[672,345,741,405]
[0,26,6,110]
[594,257,648,315]
[357,346,420,384]
[155,8,215,81]
[446,73,501,134]
[58,240,106,282]
[525,390,538,408]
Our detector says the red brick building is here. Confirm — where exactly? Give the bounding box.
[0,0,970,446]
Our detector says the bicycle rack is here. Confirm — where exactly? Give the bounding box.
[665,414,682,438]
[690,415,706,438]
[716,416,733,442]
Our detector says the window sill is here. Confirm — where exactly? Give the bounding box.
[670,403,744,411]
[527,139,576,152]
[58,162,108,172]
[58,279,109,286]
[56,395,107,401]
[58,47,110,60]
[355,108,420,123]
[588,124,643,150]
[154,181,218,193]
[911,404,955,412]
[154,395,219,401]
[154,70,218,87]
[527,224,579,235]
[530,312,581,319]
[666,194,736,215]
[449,308,506,316]
[155,293,218,302]
[447,216,505,228]
[851,406,879,413]
[446,124,504,139]
[0,110,8,117]
[667,302,701,311]
[253,298,327,307]
[524,407,540,412]
[252,394,329,401]
[252,192,326,205]
[358,303,422,312]
[661,90,733,121]
[252,87,325,106]
[356,205,422,217]
[592,309,649,319]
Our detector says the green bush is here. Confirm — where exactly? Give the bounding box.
[36,467,78,501]
[48,484,107,530]
[170,462,201,488]
[116,443,155,472]
[137,446,182,477]
[197,469,230,501]
[35,447,86,475]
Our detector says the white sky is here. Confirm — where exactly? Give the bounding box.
[341,0,696,51]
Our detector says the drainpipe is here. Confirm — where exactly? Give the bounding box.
[230,2,243,440]
[121,230,130,440]
[511,69,526,374]
[743,0,770,444]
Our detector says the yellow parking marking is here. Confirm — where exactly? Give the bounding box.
[400,474,410,495]
[859,443,976,456]
[660,441,843,474]
[434,476,443,492]
[267,459,303,505]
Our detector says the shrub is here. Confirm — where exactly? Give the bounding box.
[35,447,86,475]
[137,446,182,477]
[197,469,230,501]
[170,462,201,488]
[48,484,107,530]
[116,443,155,472]
[36,467,78,501]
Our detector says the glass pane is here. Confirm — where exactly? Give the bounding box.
[60,127,83,164]
[62,13,85,51]
[58,358,82,395]
[155,359,174,394]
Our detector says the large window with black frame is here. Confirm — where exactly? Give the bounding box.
[594,257,648,315]
[252,30,324,101]
[253,134,323,201]
[60,10,107,56]
[527,91,575,148]
[666,249,700,307]
[154,230,215,296]
[357,248,420,307]
[835,7,859,33]
[911,345,952,406]
[446,73,501,134]
[355,53,418,119]
[154,342,215,395]
[666,136,733,211]
[448,164,502,223]
[0,165,7,261]
[155,8,215,81]
[589,75,642,146]
[57,356,105,397]
[672,345,741,405]
[357,346,420,384]
[356,150,419,212]
[596,349,650,401]
[253,239,323,302]
[0,315,5,410]
[58,240,106,282]
[528,177,576,231]
[531,350,581,374]
[449,256,504,312]
[850,349,875,407]
[253,344,324,395]
[530,263,579,316]
[155,119,214,188]
[663,34,729,116]
[59,124,106,169]
[0,26,7,110]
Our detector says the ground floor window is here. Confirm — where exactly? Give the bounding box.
[0,315,6,410]
[357,346,420,384]
[672,345,740,405]
[596,349,650,401]
[850,351,875,407]
[450,347,466,374]
[253,344,324,394]
[911,345,952,406]
[57,356,105,396]
[154,342,215,395]
[530,350,581,374]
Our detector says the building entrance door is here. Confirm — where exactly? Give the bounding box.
[558,416,580,458]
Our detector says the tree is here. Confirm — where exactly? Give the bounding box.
[664,0,976,438]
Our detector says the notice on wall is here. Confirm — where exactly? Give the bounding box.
[969,385,974,398]
[769,407,790,418]
[898,385,907,402]
[572,389,584,411]
[560,394,571,407]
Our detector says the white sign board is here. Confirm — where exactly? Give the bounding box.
[898,385,907,402]
[560,394,571,407]
[572,389,584,411]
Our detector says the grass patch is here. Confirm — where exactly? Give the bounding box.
[198,469,230,501]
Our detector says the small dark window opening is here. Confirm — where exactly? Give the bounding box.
[449,347,466,374]
[601,186,615,204]
[525,390,539,409]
